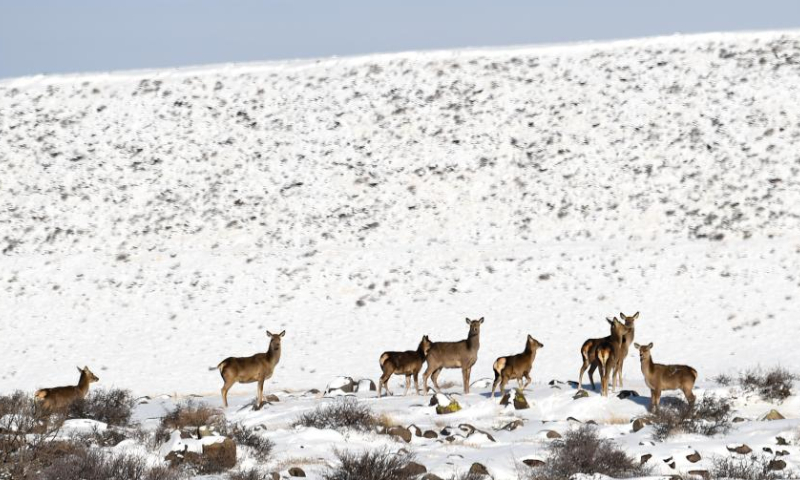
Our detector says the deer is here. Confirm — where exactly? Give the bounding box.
[491,335,544,398]
[634,342,697,412]
[577,317,631,396]
[378,335,433,397]
[215,330,284,410]
[34,366,100,411]
[423,317,483,395]
[612,311,639,389]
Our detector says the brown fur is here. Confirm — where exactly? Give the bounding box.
[634,342,697,412]
[217,330,284,409]
[612,311,639,389]
[35,366,99,411]
[578,317,631,396]
[378,335,432,397]
[423,317,483,394]
[491,335,544,398]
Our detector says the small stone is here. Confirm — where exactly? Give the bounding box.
[263,394,280,403]
[500,419,524,431]
[632,417,651,432]
[269,473,280,480]
[573,390,589,399]
[732,416,746,423]
[385,426,412,443]
[325,376,357,395]
[202,438,237,470]
[523,458,545,468]
[769,460,787,471]
[545,430,561,439]
[585,420,597,425]
[423,430,438,438]
[356,378,377,392]
[617,390,639,399]
[401,462,427,475]
[761,409,785,421]
[763,447,774,454]
[776,436,788,446]
[686,451,702,463]
[640,453,652,464]
[566,380,579,388]
[777,450,790,456]
[469,462,490,476]
[727,444,753,455]
[288,466,306,477]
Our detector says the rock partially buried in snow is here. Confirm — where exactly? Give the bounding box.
[545,430,562,439]
[423,429,438,439]
[500,419,524,431]
[357,378,376,392]
[401,462,427,475]
[761,409,785,421]
[769,459,787,471]
[617,390,639,399]
[421,474,444,480]
[522,458,545,468]
[288,466,306,477]
[727,443,753,455]
[469,462,490,476]
[324,376,357,395]
[500,388,530,409]
[383,425,412,443]
[202,437,236,470]
[430,393,461,414]
[688,470,710,480]
[640,453,652,464]
[632,417,651,432]
[686,451,702,463]
[573,390,589,399]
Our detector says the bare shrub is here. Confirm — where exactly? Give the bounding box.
[523,425,649,480]
[293,397,378,433]
[155,400,222,444]
[40,448,183,480]
[711,454,788,480]
[229,468,271,480]
[739,367,796,403]
[713,373,733,386]
[218,423,274,461]
[67,388,135,426]
[322,448,417,480]
[650,395,732,440]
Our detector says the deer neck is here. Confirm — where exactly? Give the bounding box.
[640,354,655,376]
[268,344,282,364]
[416,343,427,359]
[467,331,480,351]
[77,372,91,396]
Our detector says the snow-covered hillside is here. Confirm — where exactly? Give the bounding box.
[1,31,800,397]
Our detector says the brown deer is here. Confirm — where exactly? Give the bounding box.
[634,342,697,412]
[491,335,544,398]
[612,311,639,389]
[578,317,630,396]
[216,330,284,409]
[378,335,433,397]
[34,366,100,411]
[423,317,483,394]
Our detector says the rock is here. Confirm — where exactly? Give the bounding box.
[522,458,545,468]
[202,438,237,470]
[165,450,203,468]
[408,424,422,437]
[566,380,579,388]
[573,390,589,399]
[197,425,218,438]
[545,430,561,439]
[303,388,320,396]
[761,409,785,421]
[288,466,306,477]
[423,430,438,439]
[401,462,427,475]
[632,417,651,432]
[585,420,597,425]
[385,426,412,443]
[763,447,773,454]
[499,419,524,431]
[548,379,563,386]
[777,450,790,456]
[263,394,280,403]
[769,459,787,471]
[458,423,477,434]
[640,453,652,464]
[776,436,788,445]
[269,473,280,480]
[457,424,495,442]
[421,474,444,480]
[566,416,582,423]
[732,416,746,423]
[727,444,753,455]
[356,378,376,392]
[686,451,702,463]
[499,389,530,409]
[469,462,490,476]
[688,470,710,480]
[325,376,357,395]
[617,390,639,399]
[431,394,461,414]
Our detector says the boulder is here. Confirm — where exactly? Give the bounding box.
[523,458,545,468]
[325,376,357,395]
[499,388,529,409]
[640,453,652,464]
[686,451,702,463]
[776,436,788,446]
[688,470,711,480]
[263,394,280,403]
[573,390,589,400]
[408,424,422,437]
[384,426,412,443]
[288,466,306,477]
[545,430,562,439]
[727,444,753,455]
[762,409,785,421]
[423,430,438,439]
[430,394,461,414]
[617,390,639,399]
[202,438,237,470]
[769,459,787,471]
[469,462,490,476]
[499,419,524,431]
[401,462,427,475]
[632,417,651,432]
[357,378,376,392]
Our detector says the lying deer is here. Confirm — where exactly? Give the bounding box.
[215,330,284,409]
[423,317,483,394]
[612,311,639,389]
[578,317,630,396]
[491,335,544,398]
[34,366,100,411]
[634,342,697,412]
[378,335,433,397]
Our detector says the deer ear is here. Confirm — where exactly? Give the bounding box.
[606,317,613,325]
[647,342,653,349]
[266,330,272,337]
[619,312,626,319]
[632,312,639,320]
[478,317,484,324]
[77,366,83,373]
[634,343,641,349]
[279,330,286,337]
[465,318,470,324]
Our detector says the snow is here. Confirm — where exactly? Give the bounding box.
[2,29,800,478]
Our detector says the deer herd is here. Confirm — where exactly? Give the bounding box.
[32,312,698,414]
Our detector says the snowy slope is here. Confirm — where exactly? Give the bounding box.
[1,31,800,398]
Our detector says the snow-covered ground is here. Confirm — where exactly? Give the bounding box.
[2,29,800,479]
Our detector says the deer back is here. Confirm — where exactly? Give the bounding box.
[427,318,482,369]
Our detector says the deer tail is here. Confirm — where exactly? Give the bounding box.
[493,358,506,380]
[379,353,390,368]
[215,360,228,372]
[34,389,48,399]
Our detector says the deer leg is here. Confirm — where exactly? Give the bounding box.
[462,367,472,394]
[422,365,434,394]
[578,359,589,391]
[413,372,420,395]
[403,375,411,396]
[617,361,624,389]
[598,362,607,397]
[588,362,598,391]
[378,369,391,397]
[431,368,444,393]
[500,377,508,398]
[491,374,500,398]
[255,379,265,410]
[523,372,532,390]
[221,380,234,408]
[653,389,661,412]
[684,386,696,406]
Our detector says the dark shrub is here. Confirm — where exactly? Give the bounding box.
[294,397,378,433]
[739,367,796,403]
[229,468,271,480]
[524,425,649,480]
[40,448,183,480]
[711,454,788,480]
[323,448,416,480]
[650,395,732,440]
[713,373,733,386]
[218,423,274,461]
[67,388,136,426]
[155,400,222,444]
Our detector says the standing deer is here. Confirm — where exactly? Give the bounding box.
[378,335,433,397]
[634,342,697,412]
[577,317,631,396]
[612,311,639,389]
[34,366,100,411]
[423,317,483,394]
[216,330,284,409]
[491,335,544,398]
